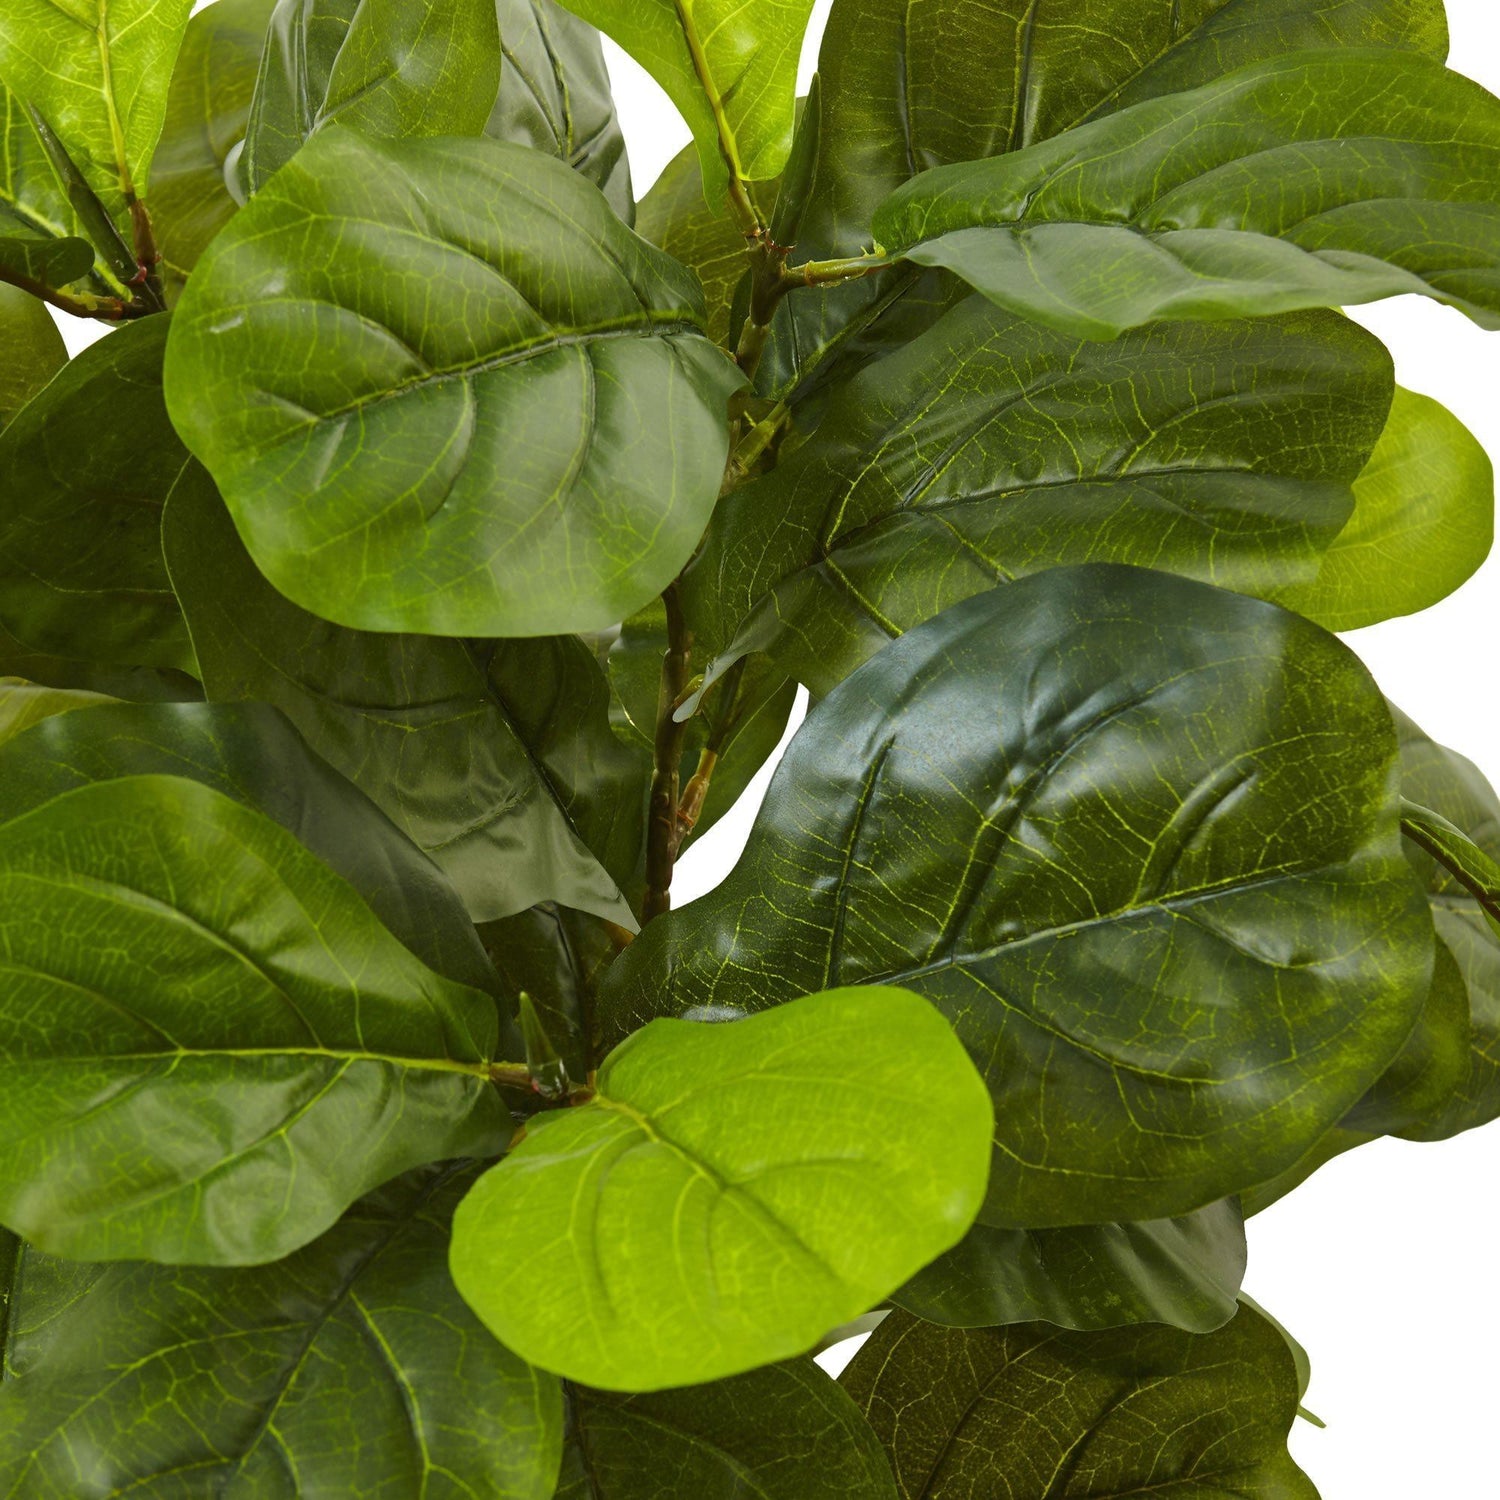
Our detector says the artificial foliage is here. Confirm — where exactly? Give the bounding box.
[0,0,1497,1492]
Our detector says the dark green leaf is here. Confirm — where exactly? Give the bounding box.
[602,565,1433,1227]
[0,1163,564,1498]
[163,466,643,927]
[0,282,64,427]
[875,51,1500,340]
[894,1200,1246,1334]
[151,0,277,292]
[1271,387,1494,631]
[0,694,511,1005]
[0,620,201,704]
[164,128,741,637]
[0,773,508,1263]
[242,0,503,191]
[0,676,113,746]
[686,300,1394,690]
[554,0,814,195]
[0,318,195,674]
[555,1360,897,1499]
[0,234,95,292]
[758,0,1444,399]
[490,0,632,221]
[840,1305,1317,1498]
[451,986,993,1390]
[0,0,192,229]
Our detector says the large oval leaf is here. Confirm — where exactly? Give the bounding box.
[1272,387,1494,631]
[163,467,642,927]
[451,986,993,1391]
[602,565,1433,1227]
[491,0,632,221]
[687,299,1394,690]
[840,1305,1316,1497]
[165,128,741,637]
[874,51,1500,340]
[0,283,64,428]
[0,1164,563,1499]
[894,1200,1247,1334]
[0,317,195,674]
[0,774,508,1264]
[555,1361,897,1499]
[242,0,503,191]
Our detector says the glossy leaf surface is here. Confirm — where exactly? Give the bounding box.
[151,0,276,291]
[163,468,641,927]
[0,318,195,673]
[0,283,64,427]
[0,774,507,1263]
[555,1360,897,1499]
[841,1305,1316,1497]
[603,566,1433,1227]
[242,0,502,191]
[874,52,1500,339]
[687,300,1394,689]
[490,0,632,220]
[1273,387,1494,630]
[895,1200,1246,1334]
[165,129,741,637]
[555,0,814,192]
[0,676,113,746]
[0,0,192,226]
[451,986,993,1390]
[0,1164,563,1499]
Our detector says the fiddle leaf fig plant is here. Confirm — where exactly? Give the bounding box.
[0,0,1497,1493]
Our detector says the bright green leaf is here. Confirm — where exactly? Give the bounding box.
[164,128,741,637]
[686,299,1394,690]
[555,1360,897,1498]
[894,1200,1246,1334]
[1273,387,1494,630]
[163,467,644,927]
[601,565,1433,1227]
[873,51,1500,340]
[242,0,502,191]
[490,0,632,221]
[0,317,196,674]
[0,0,192,228]
[0,773,508,1264]
[0,282,64,427]
[840,1304,1317,1498]
[0,1163,564,1499]
[451,986,993,1391]
[150,0,276,292]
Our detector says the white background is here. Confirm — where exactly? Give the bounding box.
[73,4,1500,1493]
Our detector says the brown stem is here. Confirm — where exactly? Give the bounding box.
[676,657,749,837]
[642,584,693,922]
[0,266,135,322]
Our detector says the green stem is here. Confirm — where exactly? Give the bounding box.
[0,264,134,321]
[786,248,892,287]
[642,584,693,922]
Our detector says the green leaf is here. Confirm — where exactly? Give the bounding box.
[490,0,632,222]
[636,142,747,349]
[873,51,1500,340]
[686,299,1394,690]
[601,565,1433,1227]
[554,0,814,195]
[0,695,512,1005]
[1272,387,1494,630]
[164,127,741,637]
[162,465,644,927]
[0,282,64,427]
[150,0,276,292]
[450,986,993,1391]
[894,1200,1246,1334]
[0,619,201,703]
[0,234,96,292]
[0,773,508,1264]
[0,317,196,674]
[0,0,192,227]
[0,1163,564,1499]
[840,1305,1317,1498]
[241,0,503,192]
[0,676,113,746]
[757,0,1445,399]
[555,1360,897,1498]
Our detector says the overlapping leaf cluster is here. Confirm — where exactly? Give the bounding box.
[0,0,1497,1493]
